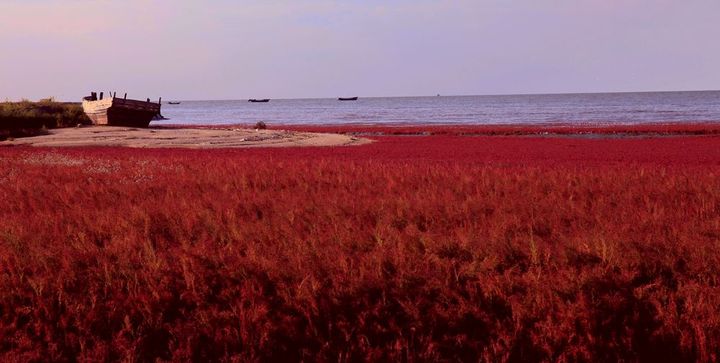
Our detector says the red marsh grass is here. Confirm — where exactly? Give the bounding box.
[1,134,720,361]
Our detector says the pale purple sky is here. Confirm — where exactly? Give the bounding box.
[1,0,719,101]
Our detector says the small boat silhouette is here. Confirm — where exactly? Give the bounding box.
[168,101,181,105]
[248,99,270,103]
[338,97,358,101]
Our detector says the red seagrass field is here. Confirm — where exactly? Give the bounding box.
[1,129,720,361]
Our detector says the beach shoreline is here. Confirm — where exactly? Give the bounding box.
[4,122,719,149]
[272,121,720,136]
[1,125,370,148]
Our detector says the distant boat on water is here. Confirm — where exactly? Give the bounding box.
[168,101,181,105]
[338,97,358,101]
[248,99,270,103]
[82,91,161,128]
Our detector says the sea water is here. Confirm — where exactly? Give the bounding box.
[156,91,720,126]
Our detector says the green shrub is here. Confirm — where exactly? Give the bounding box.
[0,99,90,139]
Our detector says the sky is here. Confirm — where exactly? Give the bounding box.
[1,0,719,101]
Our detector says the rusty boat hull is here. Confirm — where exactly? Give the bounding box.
[82,96,161,128]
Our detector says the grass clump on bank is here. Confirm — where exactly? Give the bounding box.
[0,98,90,140]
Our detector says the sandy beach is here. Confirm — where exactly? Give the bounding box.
[1,126,370,148]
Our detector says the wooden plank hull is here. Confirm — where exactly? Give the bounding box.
[82,97,161,128]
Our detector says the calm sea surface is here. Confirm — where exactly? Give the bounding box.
[156,91,720,126]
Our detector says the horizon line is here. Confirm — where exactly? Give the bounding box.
[156,88,720,103]
[4,88,719,103]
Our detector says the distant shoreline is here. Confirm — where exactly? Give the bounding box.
[234,122,720,137]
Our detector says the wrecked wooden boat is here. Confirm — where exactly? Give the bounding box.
[82,92,162,127]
